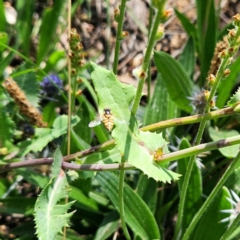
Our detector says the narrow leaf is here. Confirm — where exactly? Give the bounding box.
[154,51,194,113]
[96,172,161,239]
[177,138,202,230]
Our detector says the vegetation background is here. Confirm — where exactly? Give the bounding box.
[0,0,240,239]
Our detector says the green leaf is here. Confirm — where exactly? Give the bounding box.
[154,51,194,113]
[0,1,6,32]
[209,127,240,158]
[0,32,8,52]
[192,187,231,240]
[19,115,79,156]
[196,0,217,82]
[90,63,180,182]
[218,56,240,108]
[177,138,202,230]
[34,150,75,240]
[178,37,195,78]
[96,172,161,240]
[16,0,34,56]
[94,211,119,240]
[0,103,15,147]
[227,87,240,108]
[0,197,35,215]
[174,9,197,48]
[16,168,49,189]
[136,174,157,213]
[144,74,179,134]
[37,0,65,64]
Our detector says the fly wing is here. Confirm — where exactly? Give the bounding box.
[88,118,102,127]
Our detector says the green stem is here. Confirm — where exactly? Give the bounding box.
[182,151,240,240]
[220,212,240,240]
[113,0,127,74]
[119,160,131,240]
[1,135,240,173]
[131,8,162,116]
[175,21,240,240]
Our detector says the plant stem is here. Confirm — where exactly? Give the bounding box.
[182,151,240,240]
[113,0,127,74]
[174,22,240,240]
[131,8,162,116]
[2,135,240,173]
[119,160,131,240]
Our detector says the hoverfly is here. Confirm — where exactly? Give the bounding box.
[88,107,126,132]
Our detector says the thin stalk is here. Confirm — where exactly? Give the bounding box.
[119,160,131,240]
[220,213,240,240]
[1,135,240,173]
[147,4,154,102]
[131,8,162,116]
[182,151,240,240]
[113,0,127,74]
[174,23,240,240]
[64,1,72,239]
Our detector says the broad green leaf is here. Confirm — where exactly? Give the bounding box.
[217,56,240,108]
[192,187,231,240]
[96,172,161,240]
[90,63,180,182]
[209,127,240,158]
[94,211,119,240]
[196,0,216,82]
[136,174,157,213]
[18,115,79,156]
[154,51,194,113]
[34,150,75,240]
[0,197,35,215]
[177,138,202,230]
[144,73,179,134]
[178,37,195,78]
[37,0,65,64]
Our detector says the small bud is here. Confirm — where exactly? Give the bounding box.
[203,90,210,100]
[227,29,236,40]
[210,100,215,109]
[232,13,240,27]
[75,89,82,96]
[77,78,83,83]
[119,31,129,40]
[71,68,77,75]
[207,74,216,87]
[161,9,172,22]
[218,49,228,59]
[78,60,85,67]
[114,8,120,22]
[153,146,165,162]
[228,47,236,56]
[155,24,164,41]
[223,69,230,77]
